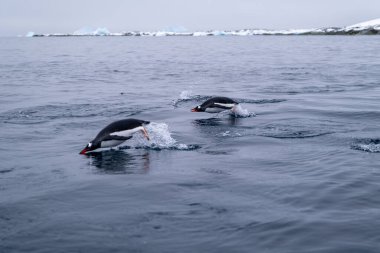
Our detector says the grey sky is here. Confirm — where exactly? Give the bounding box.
[0,0,379,36]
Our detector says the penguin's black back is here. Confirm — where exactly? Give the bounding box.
[201,97,238,108]
[95,119,150,140]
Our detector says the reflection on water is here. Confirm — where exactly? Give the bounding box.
[193,116,240,127]
[86,150,150,174]
[192,117,242,142]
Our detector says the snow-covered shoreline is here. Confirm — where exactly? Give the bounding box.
[26,18,380,37]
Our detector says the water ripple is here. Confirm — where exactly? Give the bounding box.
[257,122,335,139]
[0,103,140,124]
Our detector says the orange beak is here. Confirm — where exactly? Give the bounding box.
[191,108,197,112]
[79,147,89,155]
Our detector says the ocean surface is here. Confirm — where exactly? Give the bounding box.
[0,36,380,253]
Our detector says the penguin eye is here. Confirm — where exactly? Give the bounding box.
[88,142,92,148]
[197,106,201,109]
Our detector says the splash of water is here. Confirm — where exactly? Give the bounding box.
[126,122,199,150]
[179,90,193,100]
[354,143,380,153]
[220,131,242,137]
[351,139,380,153]
[172,90,212,107]
[145,122,176,147]
[231,104,256,118]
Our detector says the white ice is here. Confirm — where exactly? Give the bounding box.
[25,18,380,37]
[345,18,380,30]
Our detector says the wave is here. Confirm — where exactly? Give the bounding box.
[255,120,343,139]
[261,130,333,139]
[0,104,141,124]
[261,82,380,95]
[0,168,14,174]
[351,138,380,153]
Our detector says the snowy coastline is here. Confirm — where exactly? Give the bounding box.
[26,18,380,37]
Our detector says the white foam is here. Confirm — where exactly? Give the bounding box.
[222,131,230,136]
[220,131,242,137]
[354,143,380,153]
[179,90,193,100]
[127,122,192,150]
[133,122,175,147]
[231,104,255,118]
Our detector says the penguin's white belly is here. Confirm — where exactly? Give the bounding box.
[205,107,228,113]
[100,140,125,148]
[214,103,235,108]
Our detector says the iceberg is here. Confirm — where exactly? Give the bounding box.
[192,31,209,36]
[93,28,110,36]
[154,31,175,36]
[73,27,95,36]
[73,27,110,36]
[26,31,35,37]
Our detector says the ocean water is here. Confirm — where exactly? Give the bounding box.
[0,36,380,253]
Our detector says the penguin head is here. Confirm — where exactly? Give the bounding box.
[191,105,204,112]
[79,141,100,155]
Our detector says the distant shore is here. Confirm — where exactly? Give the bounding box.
[25,18,380,37]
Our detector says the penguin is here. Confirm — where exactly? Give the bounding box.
[191,97,238,113]
[79,119,150,154]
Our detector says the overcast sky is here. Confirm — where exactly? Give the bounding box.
[0,0,379,35]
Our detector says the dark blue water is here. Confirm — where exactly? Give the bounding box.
[1,36,380,253]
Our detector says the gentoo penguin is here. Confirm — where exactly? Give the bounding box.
[79,119,150,154]
[191,97,238,113]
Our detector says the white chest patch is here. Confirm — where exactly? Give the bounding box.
[100,140,125,148]
[213,103,235,108]
[205,107,226,113]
